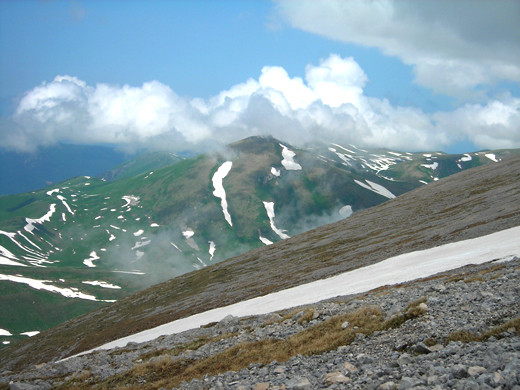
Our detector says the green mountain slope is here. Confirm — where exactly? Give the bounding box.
[99,150,185,181]
[0,136,518,343]
[1,150,519,372]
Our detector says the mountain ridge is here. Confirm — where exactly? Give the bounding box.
[1,152,519,372]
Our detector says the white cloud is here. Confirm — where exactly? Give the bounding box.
[3,55,520,153]
[276,0,520,97]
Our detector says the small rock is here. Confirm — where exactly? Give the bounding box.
[412,342,431,354]
[322,371,351,385]
[451,364,468,379]
[253,383,270,390]
[468,366,486,377]
[341,321,350,329]
[285,376,311,390]
[343,361,358,373]
[378,382,396,390]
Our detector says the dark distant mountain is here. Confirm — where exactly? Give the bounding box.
[0,144,136,195]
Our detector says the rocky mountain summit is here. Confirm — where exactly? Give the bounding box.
[2,256,519,390]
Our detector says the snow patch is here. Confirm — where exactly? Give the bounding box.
[20,331,40,337]
[279,144,302,170]
[182,230,195,239]
[171,242,182,252]
[0,274,110,301]
[485,153,498,162]
[339,205,353,218]
[57,195,74,215]
[271,167,281,177]
[83,251,100,268]
[0,328,12,336]
[209,241,216,260]
[150,223,160,227]
[260,236,273,245]
[458,154,472,162]
[354,180,396,199]
[82,281,121,289]
[132,240,151,250]
[263,201,290,239]
[421,162,438,170]
[122,195,140,208]
[24,204,56,233]
[46,189,60,196]
[133,229,144,237]
[212,161,233,226]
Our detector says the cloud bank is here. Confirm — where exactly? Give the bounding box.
[2,55,520,153]
[276,0,520,98]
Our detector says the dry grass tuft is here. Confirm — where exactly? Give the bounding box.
[383,297,427,329]
[463,275,485,283]
[446,317,520,344]
[55,302,429,389]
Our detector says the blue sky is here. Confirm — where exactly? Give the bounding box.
[1,0,519,154]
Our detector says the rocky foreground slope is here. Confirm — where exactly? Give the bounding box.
[1,257,519,390]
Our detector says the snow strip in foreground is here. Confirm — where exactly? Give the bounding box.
[76,225,520,356]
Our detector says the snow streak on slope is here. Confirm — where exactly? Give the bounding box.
[354,180,395,199]
[263,201,290,239]
[82,281,121,289]
[83,225,520,353]
[259,236,273,245]
[24,204,56,233]
[212,161,233,226]
[209,241,216,260]
[57,195,74,215]
[83,251,100,268]
[0,274,114,302]
[485,153,498,162]
[280,144,302,170]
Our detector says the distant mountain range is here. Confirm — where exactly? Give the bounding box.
[0,136,519,345]
[0,144,135,196]
[1,143,519,372]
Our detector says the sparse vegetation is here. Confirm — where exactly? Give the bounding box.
[52,302,429,389]
[446,317,520,344]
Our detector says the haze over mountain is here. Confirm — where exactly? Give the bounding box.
[1,143,519,374]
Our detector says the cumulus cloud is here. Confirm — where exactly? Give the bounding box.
[3,55,520,153]
[276,0,520,98]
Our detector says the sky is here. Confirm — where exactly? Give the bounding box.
[1,0,519,154]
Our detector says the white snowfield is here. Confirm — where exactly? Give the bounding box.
[82,281,121,289]
[24,204,56,233]
[212,161,233,227]
[280,144,302,170]
[354,180,396,199]
[73,225,520,357]
[263,201,290,239]
[485,153,498,162]
[0,274,112,302]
